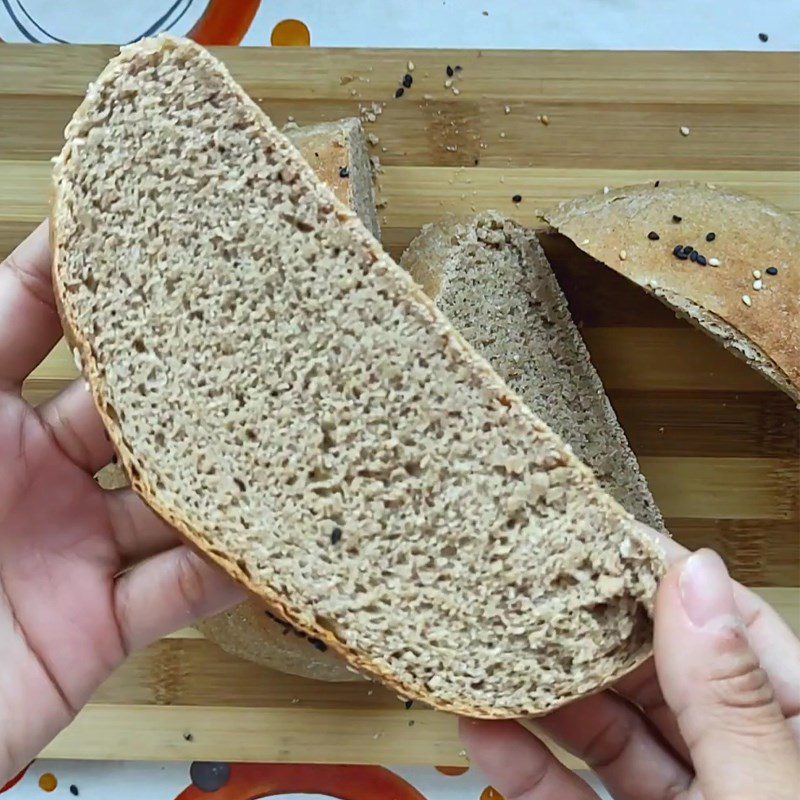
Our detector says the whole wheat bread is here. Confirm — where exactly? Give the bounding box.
[544,183,800,404]
[53,36,665,717]
[401,213,664,531]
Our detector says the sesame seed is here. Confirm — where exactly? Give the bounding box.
[619,249,627,260]
[680,126,691,136]
[338,166,349,178]
[444,78,453,88]
[681,245,694,256]
[696,254,707,266]
[766,266,778,275]
[647,231,660,240]
[753,269,761,279]
[512,194,522,203]
[706,182,717,189]
[309,637,328,652]
[759,32,769,42]
[655,180,661,187]
[446,65,454,77]
[742,294,752,307]
[706,232,716,241]
[402,74,413,88]
[455,65,463,72]
[407,60,415,72]
[504,105,511,114]
[540,114,550,125]
[581,239,590,245]
[405,700,414,709]
[708,257,720,266]
[452,87,460,95]
[672,215,682,223]
[499,131,506,138]
[331,526,343,544]
[603,186,610,194]
[690,250,698,262]
[753,279,764,290]
[70,787,80,797]
[673,244,683,257]
[649,279,659,288]
[394,87,404,98]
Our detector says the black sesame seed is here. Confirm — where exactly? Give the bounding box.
[331,526,343,545]
[454,65,463,72]
[403,74,413,88]
[405,699,414,710]
[673,244,683,256]
[309,637,328,653]
[183,732,194,742]
[706,231,716,242]
[395,87,405,98]
[339,166,350,178]
[766,266,778,276]
[690,250,698,262]
[512,194,522,203]
[681,245,694,256]
[672,215,682,223]
[654,180,660,187]
[446,65,454,77]
[70,787,80,797]
[647,231,660,241]
[759,32,769,42]
[696,254,707,266]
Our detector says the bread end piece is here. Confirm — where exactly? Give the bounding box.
[544,182,800,404]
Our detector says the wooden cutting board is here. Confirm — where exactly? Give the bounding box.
[0,44,798,765]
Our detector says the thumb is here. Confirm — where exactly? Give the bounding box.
[654,549,799,800]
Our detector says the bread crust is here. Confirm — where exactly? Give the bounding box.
[52,36,665,718]
[544,182,800,404]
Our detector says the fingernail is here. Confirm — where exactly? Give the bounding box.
[679,549,738,628]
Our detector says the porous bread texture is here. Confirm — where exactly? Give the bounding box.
[53,35,665,717]
[198,116,379,682]
[400,213,664,531]
[544,182,800,404]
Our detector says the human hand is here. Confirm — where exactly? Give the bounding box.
[461,530,800,799]
[0,223,245,783]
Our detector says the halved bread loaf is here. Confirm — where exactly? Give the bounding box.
[400,213,664,531]
[53,36,665,717]
[544,183,800,403]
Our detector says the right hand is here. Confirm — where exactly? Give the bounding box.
[461,531,800,799]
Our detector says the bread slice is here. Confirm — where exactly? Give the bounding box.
[544,183,800,404]
[53,36,665,717]
[400,213,664,531]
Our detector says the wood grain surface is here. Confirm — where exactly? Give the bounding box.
[1,44,798,764]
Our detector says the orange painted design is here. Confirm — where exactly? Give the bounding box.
[270,18,311,46]
[189,0,262,46]
[435,766,469,776]
[175,763,428,800]
[38,773,57,792]
[481,787,505,800]
[0,764,29,793]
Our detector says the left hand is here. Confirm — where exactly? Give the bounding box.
[0,223,245,784]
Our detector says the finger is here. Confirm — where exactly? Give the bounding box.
[0,221,62,389]
[38,378,112,474]
[612,658,692,764]
[640,524,800,721]
[655,550,800,799]
[459,719,600,800]
[113,546,246,653]
[532,691,692,800]
[104,488,180,564]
